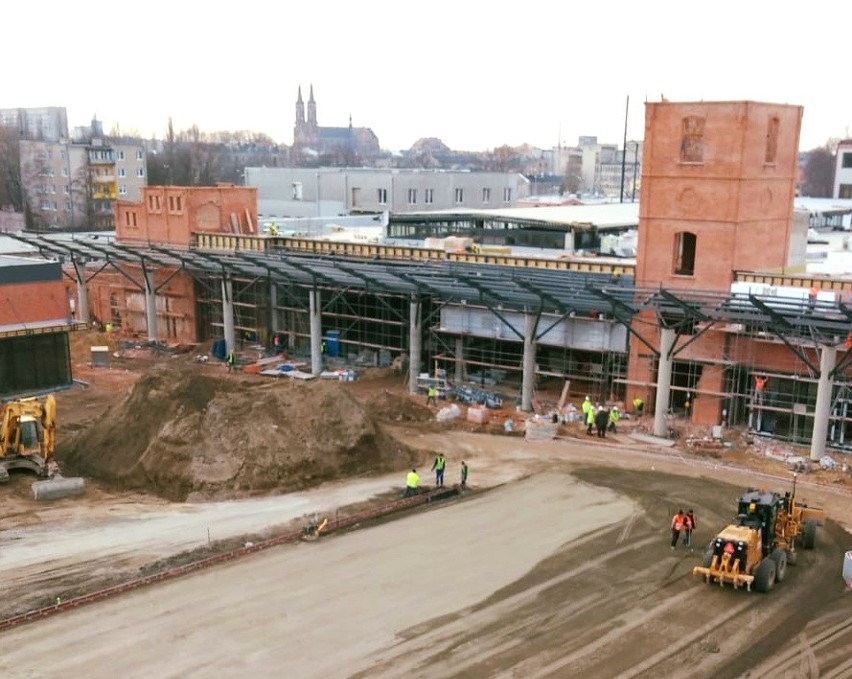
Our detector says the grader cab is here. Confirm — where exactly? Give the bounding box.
[693,479,825,593]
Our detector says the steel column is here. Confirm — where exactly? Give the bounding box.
[810,345,836,461]
[409,296,422,395]
[521,312,537,412]
[309,287,322,375]
[222,276,235,354]
[653,327,676,438]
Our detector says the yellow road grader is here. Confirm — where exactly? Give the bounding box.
[692,477,825,593]
[1,394,85,500]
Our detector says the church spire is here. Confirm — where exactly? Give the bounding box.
[294,85,306,146]
[307,83,317,130]
[295,85,305,126]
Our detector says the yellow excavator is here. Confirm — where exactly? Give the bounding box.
[0,394,85,500]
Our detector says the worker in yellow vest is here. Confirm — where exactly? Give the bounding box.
[404,469,420,497]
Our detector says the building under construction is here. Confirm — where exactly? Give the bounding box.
[3,100,852,460]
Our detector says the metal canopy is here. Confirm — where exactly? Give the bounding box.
[8,233,851,346]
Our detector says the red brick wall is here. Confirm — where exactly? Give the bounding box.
[0,280,68,325]
[636,101,802,291]
[74,266,198,343]
[115,186,258,246]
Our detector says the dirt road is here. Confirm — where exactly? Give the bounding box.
[1,465,850,679]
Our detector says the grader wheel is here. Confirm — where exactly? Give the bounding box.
[803,519,818,550]
[771,549,787,583]
[754,558,776,593]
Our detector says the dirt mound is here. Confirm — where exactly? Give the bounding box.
[367,390,434,423]
[59,365,418,501]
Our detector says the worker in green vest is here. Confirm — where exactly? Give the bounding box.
[404,468,420,497]
[632,396,644,416]
[608,406,620,433]
[431,453,446,487]
[586,404,596,436]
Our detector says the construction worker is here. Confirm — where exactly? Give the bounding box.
[671,509,686,549]
[426,385,437,406]
[754,374,768,405]
[581,395,592,419]
[460,460,469,489]
[683,509,696,547]
[595,405,608,438]
[226,349,236,373]
[632,396,644,416]
[608,406,620,433]
[404,468,419,497]
[431,453,446,487]
[586,403,596,435]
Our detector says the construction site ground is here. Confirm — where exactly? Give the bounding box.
[1,333,851,678]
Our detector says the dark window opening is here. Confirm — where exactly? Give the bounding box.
[673,231,696,276]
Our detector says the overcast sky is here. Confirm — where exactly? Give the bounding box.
[4,1,850,152]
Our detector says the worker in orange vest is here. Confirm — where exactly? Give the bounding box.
[670,509,686,549]
[754,374,768,405]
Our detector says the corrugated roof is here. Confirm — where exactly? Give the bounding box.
[405,203,640,230]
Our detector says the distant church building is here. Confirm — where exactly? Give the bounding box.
[293,85,380,158]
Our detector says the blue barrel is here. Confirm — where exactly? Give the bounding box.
[211,338,227,360]
[324,331,341,357]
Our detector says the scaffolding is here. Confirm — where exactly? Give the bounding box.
[10,231,852,452]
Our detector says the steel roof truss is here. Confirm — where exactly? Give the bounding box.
[748,295,819,374]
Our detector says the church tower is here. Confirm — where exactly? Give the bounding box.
[294,86,306,145]
[307,84,318,134]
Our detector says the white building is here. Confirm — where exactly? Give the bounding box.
[833,139,852,199]
[245,167,530,219]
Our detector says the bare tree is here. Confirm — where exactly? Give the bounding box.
[801,143,835,197]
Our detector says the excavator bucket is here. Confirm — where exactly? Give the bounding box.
[31,475,86,501]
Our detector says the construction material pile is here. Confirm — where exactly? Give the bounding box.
[59,364,418,501]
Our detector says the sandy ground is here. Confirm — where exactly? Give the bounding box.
[2,349,852,678]
[1,431,851,678]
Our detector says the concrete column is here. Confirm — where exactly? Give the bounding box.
[309,287,322,375]
[810,345,836,461]
[222,276,235,354]
[143,269,158,343]
[72,259,89,326]
[408,296,422,395]
[653,327,676,438]
[521,312,537,412]
[454,336,465,383]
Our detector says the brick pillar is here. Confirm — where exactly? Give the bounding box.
[693,364,724,426]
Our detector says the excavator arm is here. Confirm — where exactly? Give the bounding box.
[1,394,84,499]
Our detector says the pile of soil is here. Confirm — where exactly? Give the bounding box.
[367,390,434,423]
[59,364,419,501]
